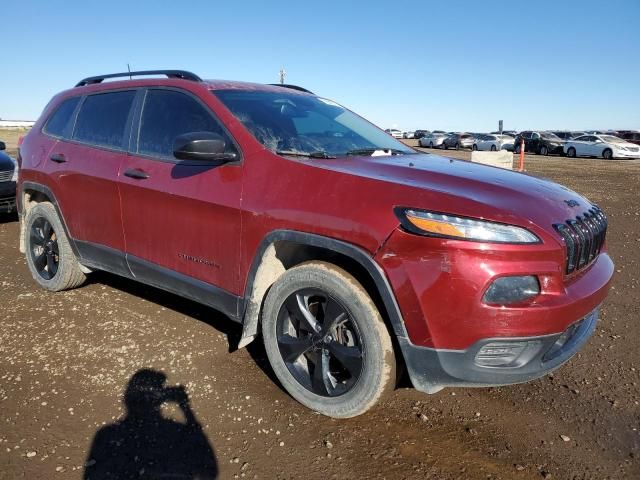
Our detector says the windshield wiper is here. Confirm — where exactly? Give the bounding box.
[276,150,336,159]
[346,148,407,156]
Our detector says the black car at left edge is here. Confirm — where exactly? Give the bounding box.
[0,141,17,213]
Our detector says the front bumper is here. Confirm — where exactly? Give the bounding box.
[0,181,16,213]
[613,150,640,159]
[399,308,599,393]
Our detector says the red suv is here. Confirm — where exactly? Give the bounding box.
[17,70,614,418]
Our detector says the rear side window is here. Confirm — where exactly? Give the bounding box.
[43,97,81,138]
[73,91,136,150]
[138,89,235,159]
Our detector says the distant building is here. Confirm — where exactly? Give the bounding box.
[0,120,35,129]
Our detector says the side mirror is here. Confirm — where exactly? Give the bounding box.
[0,141,5,151]
[173,132,237,163]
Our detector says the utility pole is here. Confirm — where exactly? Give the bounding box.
[279,68,286,85]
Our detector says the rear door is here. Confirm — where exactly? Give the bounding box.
[47,89,136,273]
[119,87,244,304]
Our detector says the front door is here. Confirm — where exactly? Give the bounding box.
[119,88,244,313]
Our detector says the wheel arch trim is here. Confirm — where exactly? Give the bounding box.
[238,230,409,347]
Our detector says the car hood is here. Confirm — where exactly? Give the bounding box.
[311,153,592,232]
[0,151,14,171]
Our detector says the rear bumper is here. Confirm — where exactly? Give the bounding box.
[399,308,599,393]
[0,181,16,213]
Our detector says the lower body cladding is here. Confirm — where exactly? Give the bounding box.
[0,181,16,213]
[399,308,599,393]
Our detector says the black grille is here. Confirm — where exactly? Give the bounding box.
[554,207,607,274]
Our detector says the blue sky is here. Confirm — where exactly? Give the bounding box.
[1,0,638,131]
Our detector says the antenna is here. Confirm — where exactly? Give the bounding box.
[279,67,286,85]
[127,63,132,80]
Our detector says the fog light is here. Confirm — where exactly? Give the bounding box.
[483,275,540,305]
[475,342,527,366]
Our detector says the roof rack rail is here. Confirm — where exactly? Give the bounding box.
[75,70,202,87]
[268,83,314,94]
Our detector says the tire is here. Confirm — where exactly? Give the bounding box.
[261,261,396,418]
[567,147,576,158]
[490,145,496,151]
[24,202,86,292]
[540,145,548,156]
[602,148,613,160]
[443,142,448,150]
[455,143,460,150]
[472,144,478,151]
[429,141,434,148]
[514,144,521,154]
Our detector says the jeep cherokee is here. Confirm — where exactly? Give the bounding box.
[17,70,614,418]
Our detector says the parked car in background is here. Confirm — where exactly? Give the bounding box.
[18,69,613,418]
[413,129,430,139]
[403,131,415,139]
[552,131,586,140]
[514,131,565,155]
[0,141,18,213]
[419,132,448,148]
[442,133,474,150]
[564,135,640,159]
[385,128,403,139]
[491,130,517,137]
[473,134,515,151]
[616,130,640,146]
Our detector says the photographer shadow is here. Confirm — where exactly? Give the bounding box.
[84,369,218,480]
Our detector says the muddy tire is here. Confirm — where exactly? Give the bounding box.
[261,261,396,418]
[24,202,86,291]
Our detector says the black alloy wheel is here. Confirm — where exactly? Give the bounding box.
[29,217,59,280]
[276,288,363,398]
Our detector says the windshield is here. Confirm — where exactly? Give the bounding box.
[541,132,562,140]
[212,89,414,157]
[600,135,623,143]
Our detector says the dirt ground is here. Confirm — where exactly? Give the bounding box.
[1,134,639,479]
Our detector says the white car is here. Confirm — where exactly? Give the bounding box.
[402,131,415,139]
[419,132,448,148]
[385,129,403,139]
[564,135,640,160]
[473,134,515,152]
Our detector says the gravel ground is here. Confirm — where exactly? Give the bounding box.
[1,140,639,479]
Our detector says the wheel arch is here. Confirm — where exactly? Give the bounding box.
[238,230,409,350]
[19,181,78,256]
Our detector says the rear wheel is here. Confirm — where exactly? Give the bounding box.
[602,148,613,159]
[24,202,86,291]
[443,142,448,150]
[455,143,460,150]
[540,145,548,156]
[514,144,521,154]
[429,141,434,148]
[490,145,497,151]
[261,261,396,418]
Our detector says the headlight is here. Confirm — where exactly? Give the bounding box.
[11,160,18,182]
[395,208,540,243]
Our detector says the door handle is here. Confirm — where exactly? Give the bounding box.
[50,153,66,163]
[123,168,150,180]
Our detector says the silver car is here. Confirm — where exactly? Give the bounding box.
[419,132,448,148]
[473,134,515,152]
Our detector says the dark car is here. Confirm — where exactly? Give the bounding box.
[514,131,565,155]
[18,69,613,418]
[0,141,17,213]
[552,131,586,140]
[413,129,430,139]
[615,131,640,146]
[442,133,474,150]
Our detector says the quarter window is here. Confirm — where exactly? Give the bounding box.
[138,89,235,159]
[73,91,136,150]
[43,97,81,138]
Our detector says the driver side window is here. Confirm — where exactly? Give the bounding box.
[138,89,235,159]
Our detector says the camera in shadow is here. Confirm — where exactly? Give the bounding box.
[84,368,218,479]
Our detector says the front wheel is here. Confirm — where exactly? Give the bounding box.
[602,148,613,159]
[567,147,576,158]
[472,144,478,151]
[540,145,548,156]
[261,261,396,418]
[490,145,497,151]
[429,141,434,148]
